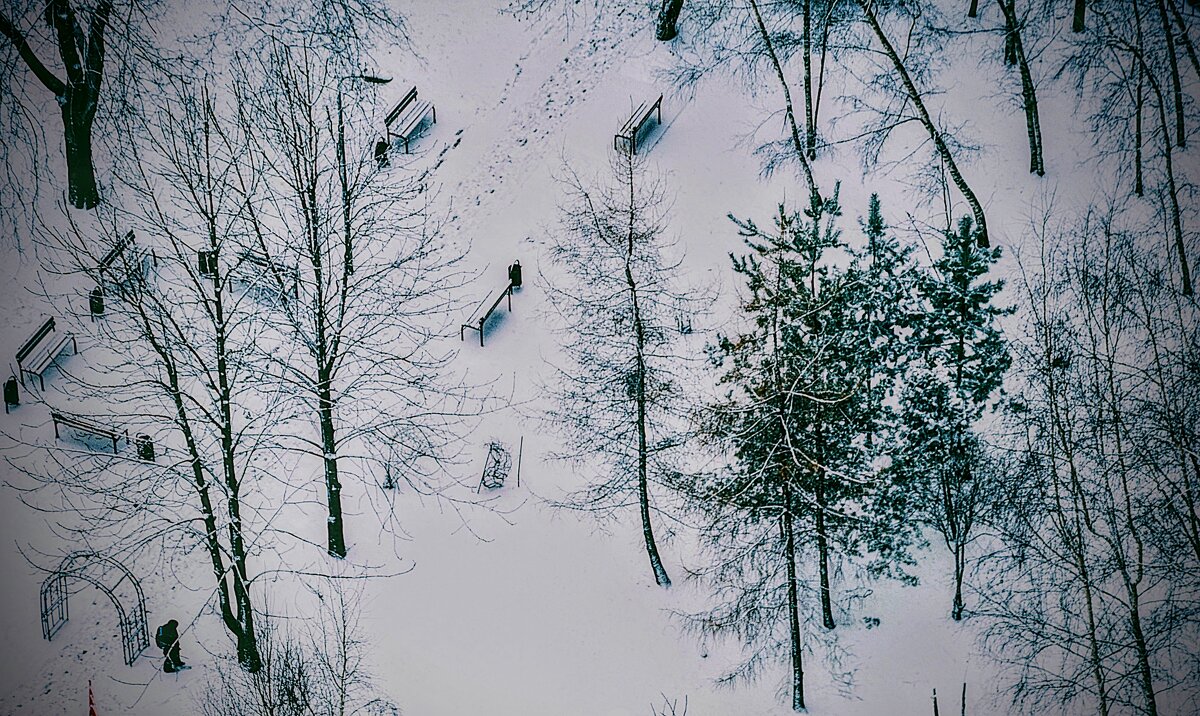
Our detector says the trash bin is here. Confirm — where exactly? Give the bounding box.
[89,286,105,318]
[198,250,217,278]
[508,260,522,288]
[3,376,18,414]
[135,433,155,462]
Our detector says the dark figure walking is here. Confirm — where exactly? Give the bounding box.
[155,619,187,673]
[374,139,390,169]
[508,260,522,289]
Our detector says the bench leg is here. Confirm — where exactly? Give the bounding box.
[479,319,485,348]
[506,286,512,312]
[432,106,437,124]
[53,419,60,439]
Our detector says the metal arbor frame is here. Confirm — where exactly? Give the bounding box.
[40,552,149,666]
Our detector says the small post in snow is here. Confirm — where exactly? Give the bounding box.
[516,435,524,487]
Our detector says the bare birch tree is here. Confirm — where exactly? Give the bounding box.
[540,150,701,588]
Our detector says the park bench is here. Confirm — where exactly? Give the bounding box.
[51,411,128,454]
[460,282,513,347]
[385,86,436,153]
[614,94,663,154]
[232,249,299,301]
[16,317,77,390]
[98,230,155,298]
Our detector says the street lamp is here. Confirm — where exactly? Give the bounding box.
[337,73,391,275]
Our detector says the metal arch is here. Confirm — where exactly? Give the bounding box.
[39,551,149,666]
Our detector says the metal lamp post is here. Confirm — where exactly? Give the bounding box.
[337,73,391,275]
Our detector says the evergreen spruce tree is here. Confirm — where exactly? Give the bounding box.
[687,191,920,711]
[898,216,1011,620]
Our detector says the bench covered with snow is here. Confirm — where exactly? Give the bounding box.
[460,282,513,348]
[16,317,77,390]
[98,230,155,298]
[385,86,436,153]
[614,94,663,154]
[233,249,299,301]
[51,411,128,454]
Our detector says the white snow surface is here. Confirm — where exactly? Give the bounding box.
[0,0,1119,713]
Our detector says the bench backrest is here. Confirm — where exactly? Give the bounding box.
[16,318,56,364]
[99,231,136,271]
[385,86,419,126]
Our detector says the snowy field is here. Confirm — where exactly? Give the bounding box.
[0,0,1195,714]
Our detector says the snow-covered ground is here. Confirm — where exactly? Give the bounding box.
[0,0,1129,713]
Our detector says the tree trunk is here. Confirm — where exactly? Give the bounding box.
[320,377,347,558]
[748,0,821,207]
[969,0,980,18]
[1135,58,1145,196]
[62,102,100,209]
[1156,0,1187,147]
[1167,0,1200,79]
[1074,0,1086,31]
[814,421,835,630]
[1144,64,1193,295]
[803,0,816,159]
[625,159,670,588]
[952,543,966,620]
[655,0,685,41]
[997,0,1045,175]
[856,0,990,247]
[0,0,110,210]
[782,482,806,711]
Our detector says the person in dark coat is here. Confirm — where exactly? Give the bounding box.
[507,260,522,289]
[155,619,186,672]
[374,139,390,169]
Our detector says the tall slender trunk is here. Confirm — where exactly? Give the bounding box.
[625,160,670,587]
[803,0,816,159]
[969,0,980,18]
[856,1,990,247]
[997,0,1045,175]
[748,0,821,206]
[1156,0,1187,147]
[1167,0,1200,79]
[1074,0,1087,32]
[814,421,835,630]
[1136,57,1146,196]
[782,481,805,711]
[1142,62,1193,295]
[656,0,685,41]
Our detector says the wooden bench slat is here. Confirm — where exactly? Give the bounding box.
[614,94,663,155]
[460,283,514,347]
[16,318,77,390]
[51,411,128,454]
[384,86,435,153]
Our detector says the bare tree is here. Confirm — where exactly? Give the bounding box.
[978,204,1197,715]
[540,150,702,588]
[0,0,115,209]
[852,0,991,247]
[995,0,1046,175]
[22,77,287,670]
[228,41,473,559]
[201,582,399,715]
